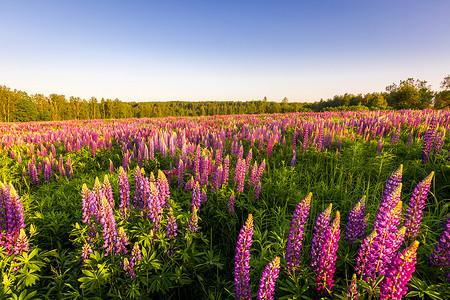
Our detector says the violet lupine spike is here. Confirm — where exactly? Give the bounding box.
[234,214,254,300]
[422,117,438,164]
[116,227,129,255]
[13,228,29,255]
[346,274,359,300]
[254,181,261,200]
[249,161,258,188]
[257,256,281,300]
[310,203,332,271]
[345,196,368,243]
[222,155,230,186]
[380,241,419,300]
[355,230,377,279]
[66,156,73,180]
[373,165,403,231]
[433,130,446,157]
[430,216,450,268]
[404,172,434,240]
[316,211,340,294]
[124,242,142,280]
[157,170,170,207]
[118,166,130,218]
[102,175,114,209]
[228,191,236,214]
[286,192,312,275]
[191,181,202,212]
[99,196,119,256]
[178,159,185,189]
[369,197,403,281]
[166,207,177,258]
[407,129,414,148]
[290,149,296,167]
[81,242,93,264]
[188,206,199,233]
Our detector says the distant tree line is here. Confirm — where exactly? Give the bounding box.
[1,76,449,122]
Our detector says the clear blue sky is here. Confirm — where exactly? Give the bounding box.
[1,0,449,102]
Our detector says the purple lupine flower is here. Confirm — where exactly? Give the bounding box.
[124,242,142,280]
[257,256,281,300]
[345,196,368,243]
[191,181,202,212]
[166,207,177,258]
[377,136,383,155]
[310,204,332,270]
[58,155,65,178]
[222,155,230,186]
[118,166,130,218]
[286,192,312,274]
[122,151,130,172]
[236,160,246,194]
[316,211,340,294]
[157,170,170,207]
[346,274,359,300]
[355,230,377,279]
[116,227,129,255]
[430,216,450,268]
[254,181,261,200]
[0,183,26,255]
[13,228,29,256]
[404,172,434,240]
[422,117,438,164]
[188,206,199,233]
[407,129,414,148]
[362,195,403,281]
[66,156,73,180]
[99,196,119,256]
[256,159,266,184]
[380,241,419,300]
[109,159,114,174]
[178,159,185,189]
[244,149,252,174]
[290,149,296,167]
[249,161,258,188]
[211,164,223,193]
[433,130,446,157]
[228,191,236,214]
[234,214,254,300]
[102,175,114,209]
[302,126,309,153]
[373,165,402,231]
[81,242,93,264]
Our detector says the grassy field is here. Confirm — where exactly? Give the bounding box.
[1,110,449,299]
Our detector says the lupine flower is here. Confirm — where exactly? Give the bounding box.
[188,206,199,233]
[166,207,177,258]
[407,129,414,148]
[345,196,368,243]
[223,155,230,186]
[124,242,142,280]
[234,214,254,300]
[191,181,202,212]
[311,204,332,270]
[404,172,434,240]
[249,162,259,188]
[178,159,185,189]
[433,130,446,157]
[116,227,129,255]
[81,242,93,263]
[290,149,296,167]
[430,216,450,268]
[373,165,402,231]
[380,241,419,300]
[66,156,73,180]
[102,175,114,209]
[286,192,312,274]
[355,230,377,279]
[228,191,236,214]
[99,196,119,256]
[13,228,29,255]
[118,166,130,218]
[316,211,340,294]
[257,256,281,300]
[254,181,261,200]
[346,274,359,300]
[422,117,438,164]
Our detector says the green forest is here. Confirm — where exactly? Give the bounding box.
[1,76,449,122]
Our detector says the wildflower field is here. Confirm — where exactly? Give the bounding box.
[1,110,450,299]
